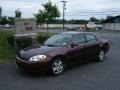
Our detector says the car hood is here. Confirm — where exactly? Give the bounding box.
[19,45,61,60]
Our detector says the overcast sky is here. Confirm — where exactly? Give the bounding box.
[0,0,120,20]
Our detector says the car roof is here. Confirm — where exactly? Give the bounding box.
[61,31,96,35]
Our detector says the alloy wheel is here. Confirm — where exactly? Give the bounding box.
[51,58,64,75]
[98,50,105,61]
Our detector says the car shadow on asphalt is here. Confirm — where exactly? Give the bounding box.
[66,60,96,70]
[16,67,50,78]
[15,60,103,78]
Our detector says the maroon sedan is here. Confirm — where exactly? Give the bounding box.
[16,32,110,75]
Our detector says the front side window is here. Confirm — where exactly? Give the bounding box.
[72,34,86,44]
[86,34,97,42]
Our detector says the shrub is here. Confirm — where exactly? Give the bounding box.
[7,35,15,47]
[0,31,16,63]
[37,35,50,44]
[15,37,32,50]
[0,31,14,48]
[7,32,54,50]
[37,32,54,44]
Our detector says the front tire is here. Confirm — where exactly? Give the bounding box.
[50,57,65,76]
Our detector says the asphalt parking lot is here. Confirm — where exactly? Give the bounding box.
[0,33,120,90]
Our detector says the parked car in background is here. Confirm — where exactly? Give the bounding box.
[16,32,110,76]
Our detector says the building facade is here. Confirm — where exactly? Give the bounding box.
[102,15,120,31]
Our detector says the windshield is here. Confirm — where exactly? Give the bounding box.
[44,34,72,47]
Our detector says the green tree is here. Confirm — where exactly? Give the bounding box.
[0,16,8,26]
[34,1,60,28]
[90,17,98,22]
[34,10,47,24]
[15,9,21,18]
[8,17,15,26]
[68,19,88,24]
[42,2,60,21]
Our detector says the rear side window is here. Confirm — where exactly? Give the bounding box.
[72,34,86,44]
[86,34,97,42]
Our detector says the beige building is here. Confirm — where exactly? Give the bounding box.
[15,18,36,34]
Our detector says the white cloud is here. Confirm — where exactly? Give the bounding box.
[0,0,120,19]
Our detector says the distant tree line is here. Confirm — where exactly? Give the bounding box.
[0,16,15,27]
[43,19,89,24]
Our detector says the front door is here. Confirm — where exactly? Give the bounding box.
[66,34,87,65]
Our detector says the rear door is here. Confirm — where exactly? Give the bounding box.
[84,34,100,60]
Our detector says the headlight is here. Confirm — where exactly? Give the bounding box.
[29,55,46,62]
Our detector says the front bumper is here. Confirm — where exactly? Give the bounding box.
[16,56,51,72]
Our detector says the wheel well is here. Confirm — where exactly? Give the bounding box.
[52,55,65,60]
[101,47,105,53]
[51,55,66,63]
[101,43,109,53]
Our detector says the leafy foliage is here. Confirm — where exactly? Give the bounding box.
[34,10,47,24]
[0,16,15,27]
[42,2,60,21]
[37,32,54,44]
[0,31,15,63]
[0,16,8,25]
[34,2,60,24]
[8,17,15,26]
[7,35,15,47]
[90,17,98,22]
[68,19,88,24]
[15,37,32,50]
[15,9,22,18]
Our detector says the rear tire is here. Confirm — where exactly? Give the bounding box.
[50,57,65,76]
[96,50,105,62]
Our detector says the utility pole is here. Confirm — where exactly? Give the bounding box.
[0,7,2,28]
[61,1,67,30]
[0,6,2,18]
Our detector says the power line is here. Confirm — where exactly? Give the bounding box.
[65,13,120,15]
[63,10,120,17]
[65,13,120,16]
[63,10,120,13]
[64,11,120,14]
